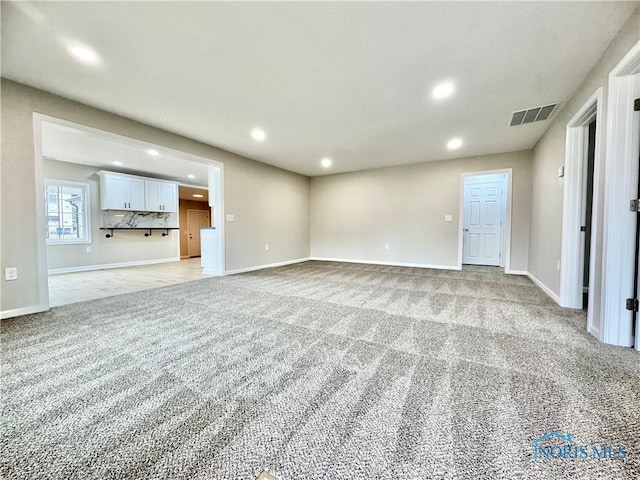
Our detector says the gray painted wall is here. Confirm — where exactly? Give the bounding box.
[310,150,532,271]
[528,8,640,298]
[1,79,310,312]
[44,160,180,270]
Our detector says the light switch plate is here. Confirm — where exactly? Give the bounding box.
[445,215,453,222]
[226,214,235,222]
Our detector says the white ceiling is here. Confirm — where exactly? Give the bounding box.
[42,121,210,187]
[2,1,636,176]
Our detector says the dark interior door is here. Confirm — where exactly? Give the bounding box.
[583,119,596,309]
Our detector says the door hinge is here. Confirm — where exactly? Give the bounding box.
[626,298,639,312]
[634,98,640,111]
[631,199,640,212]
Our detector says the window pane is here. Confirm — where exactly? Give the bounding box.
[44,182,89,243]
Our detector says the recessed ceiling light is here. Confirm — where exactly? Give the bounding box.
[69,46,100,65]
[146,149,159,156]
[447,138,463,150]
[112,161,123,166]
[187,174,196,179]
[321,158,332,168]
[192,194,204,198]
[432,81,455,100]
[251,128,266,141]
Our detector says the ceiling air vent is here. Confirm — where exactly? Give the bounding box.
[509,103,559,126]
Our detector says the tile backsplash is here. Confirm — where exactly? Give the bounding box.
[101,211,178,229]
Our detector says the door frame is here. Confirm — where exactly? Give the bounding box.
[457,168,513,272]
[32,113,226,313]
[601,40,640,347]
[186,208,210,257]
[559,87,603,338]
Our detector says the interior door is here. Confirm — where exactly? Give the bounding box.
[187,209,210,257]
[463,180,503,266]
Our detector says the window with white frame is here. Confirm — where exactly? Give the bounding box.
[44,180,91,244]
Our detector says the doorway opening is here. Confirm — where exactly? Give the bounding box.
[33,114,225,309]
[178,186,211,259]
[581,118,597,310]
[458,170,512,272]
[559,88,602,335]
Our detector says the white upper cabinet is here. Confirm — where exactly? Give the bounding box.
[98,171,177,212]
[145,180,177,212]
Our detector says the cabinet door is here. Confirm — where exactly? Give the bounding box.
[127,178,146,210]
[159,182,178,212]
[145,181,162,212]
[103,174,129,209]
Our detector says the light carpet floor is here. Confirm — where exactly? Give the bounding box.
[1,261,639,479]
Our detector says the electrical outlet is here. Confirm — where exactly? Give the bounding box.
[265,244,269,251]
[384,243,389,250]
[445,215,453,222]
[5,267,18,281]
[86,246,92,253]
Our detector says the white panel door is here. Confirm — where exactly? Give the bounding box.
[463,181,503,266]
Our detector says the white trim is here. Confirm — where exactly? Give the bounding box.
[1,303,49,320]
[559,88,603,321]
[506,270,528,276]
[527,272,561,306]
[48,257,180,275]
[224,257,311,275]
[458,168,513,272]
[613,39,640,77]
[32,115,50,311]
[601,39,640,347]
[208,165,225,275]
[310,257,461,271]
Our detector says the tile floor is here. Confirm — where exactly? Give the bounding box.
[48,258,213,307]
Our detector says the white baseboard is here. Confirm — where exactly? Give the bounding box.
[1,303,49,320]
[48,257,181,275]
[309,257,461,271]
[506,269,528,275]
[225,257,311,275]
[526,272,561,305]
